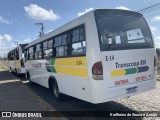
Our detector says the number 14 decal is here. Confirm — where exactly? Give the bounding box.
[76,60,82,65]
[106,55,114,61]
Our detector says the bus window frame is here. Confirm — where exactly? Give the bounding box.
[25,24,86,60]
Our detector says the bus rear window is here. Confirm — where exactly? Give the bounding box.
[94,10,153,51]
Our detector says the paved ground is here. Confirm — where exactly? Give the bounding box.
[116,82,160,111]
[0,64,66,120]
[0,60,160,120]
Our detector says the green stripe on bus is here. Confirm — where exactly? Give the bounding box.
[50,59,56,73]
[125,68,137,75]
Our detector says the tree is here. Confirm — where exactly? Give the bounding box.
[156,48,160,57]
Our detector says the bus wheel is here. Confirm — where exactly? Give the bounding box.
[51,80,62,100]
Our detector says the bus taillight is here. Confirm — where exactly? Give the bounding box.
[92,61,103,80]
[154,56,157,67]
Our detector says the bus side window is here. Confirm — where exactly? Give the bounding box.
[54,34,68,57]
[43,39,53,59]
[48,40,53,58]
[29,47,34,60]
[12,50,14,60]
[13,50,16,60]
[25,49,29,60]
[16,48,19,60]
[71,27,86,56]
[11,51,13,60]
[35,44,42,59]
[27,49,29,60]
[43,41,48,58]
[24,50,26,59]
[115,36,121,44]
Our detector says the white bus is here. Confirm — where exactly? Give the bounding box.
[25,9,157,104]
[8,44,28,76]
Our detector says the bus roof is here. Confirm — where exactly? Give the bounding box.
[8,43,29,53]
[26,9,143,48]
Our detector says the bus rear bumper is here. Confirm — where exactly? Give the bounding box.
[90,78,156,104]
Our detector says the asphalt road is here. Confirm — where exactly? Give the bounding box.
[0,60,160,120]
[19,75,160,120]
[14,75,142,120]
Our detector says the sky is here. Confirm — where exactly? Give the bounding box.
[0,0,160,57]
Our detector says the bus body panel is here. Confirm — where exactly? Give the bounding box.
[25,57,92,102]
[54,74,92,102]
[102,49,155,88]
[9,60,16,72]
[88,49,156,103]
[25,59,50,87]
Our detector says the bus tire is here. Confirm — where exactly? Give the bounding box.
[51,80,62,100]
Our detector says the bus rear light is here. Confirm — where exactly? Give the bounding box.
[92,61,103,80]
[154,56,157,67]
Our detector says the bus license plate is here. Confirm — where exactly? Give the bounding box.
[126,86,138,94]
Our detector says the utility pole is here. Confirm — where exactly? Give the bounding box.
[35,22,45,37]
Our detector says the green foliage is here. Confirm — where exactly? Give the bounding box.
[156,48,160,57]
